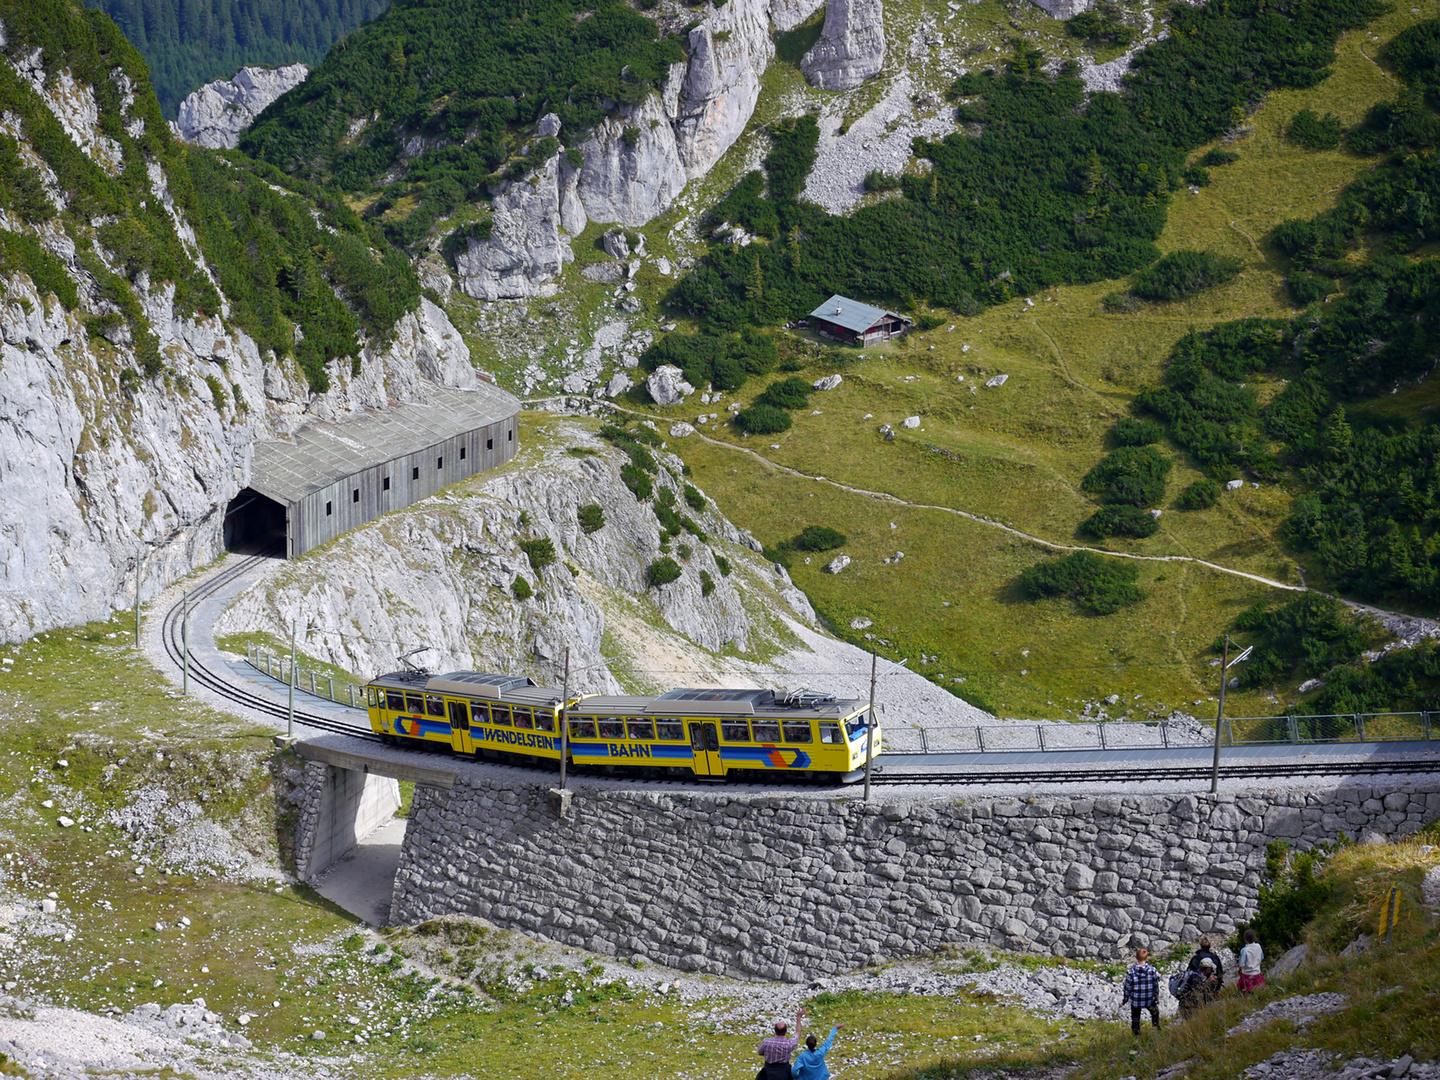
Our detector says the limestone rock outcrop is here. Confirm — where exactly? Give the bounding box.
[801,0,886,91]
[215,428,763,685]
[174,64,309,149]
[454,117,586,300]
[574,95,687,229]
[1028,0,1093,17]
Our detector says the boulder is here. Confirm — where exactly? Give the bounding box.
[813,374,843,391]
[801,0,886,91]
[1225,479,1244,491]
[824,554,851,574]
[647,365,695,406]
[1028,0,1094,16]
[604,373,632,398]
[985,373,1009,387]
[668,422,695,438]
[901,416,921,429]
[174,64,309,149]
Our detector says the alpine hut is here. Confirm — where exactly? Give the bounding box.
[808,295,912,346]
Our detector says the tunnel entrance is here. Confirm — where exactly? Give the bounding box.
[224,488,287,556]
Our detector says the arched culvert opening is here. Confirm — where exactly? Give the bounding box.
[224,488,286,556]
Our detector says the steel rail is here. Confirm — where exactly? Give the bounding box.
[157,555,383,743]
[868,758,1440,786]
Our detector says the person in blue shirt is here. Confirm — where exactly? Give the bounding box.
[791,1023,842,1080]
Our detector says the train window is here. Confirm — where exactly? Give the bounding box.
[845,713,870,739]
[386,691,404,712]
[569,717,597,739]
[752,722,782,744]
[405,694,425,714]
[426,695,446,717]
[470,701,490,725]
[627,719,655,741]
[535,711,556,732]
[721,720,751,743]
[366,687,376,707]
[598,718,625,739]
[512,708,533,729]
[491,705,512,727]
[819,722,842,745]
[655,719,684,741]
[783,721,813,744]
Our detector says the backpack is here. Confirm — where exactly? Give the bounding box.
[1168,971,1188,998]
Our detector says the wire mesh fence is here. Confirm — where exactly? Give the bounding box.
[246,643,364,709]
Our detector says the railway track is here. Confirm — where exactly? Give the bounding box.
[870,758,1440,786]
[158,553,382,744]
[159,557,1440,789]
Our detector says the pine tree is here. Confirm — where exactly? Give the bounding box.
[745,254,764,301]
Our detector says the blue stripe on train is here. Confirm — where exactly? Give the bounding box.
[569,742,694,761]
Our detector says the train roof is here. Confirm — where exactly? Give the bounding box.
[370,670,565,707]
[572,688,867,719]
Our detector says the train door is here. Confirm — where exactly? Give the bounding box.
[688,721,723,777]
[448,700,472,754]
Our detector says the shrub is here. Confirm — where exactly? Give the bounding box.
[1113,417,1164,446]
[646,557,682,588]
[655,500,683,537]
[205,375,228,413]
[512,576,533,600]
[1079,505,1160,539]
[700,569,715,596]
[1081,446,1172,506]
[1176,479,1221,510]
[683,484,706,510]
[714,554,732,576]
[755,376,812,410]
[1230,593,1368,689]
[1232,841,1335,953]
[1286,108,1344,151]
[1101,290,1142,314]
[1065,7,1136,46]
[520,537,557,571]
[863,170,904,192]
[1287,270,1331,306]
[620,464,653,501]
[1131,250,1243,301]
[1200,148,1240,167]
[789,525,847,552]
[578,504,605,533]
[1181,164,1210,187]
[1015,550,1145,614]
[734,405,792,434]
[677,542,693,561]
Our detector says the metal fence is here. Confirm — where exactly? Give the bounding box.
[245,643,365,710]
[238,648,1439,754]
[881,711,1438,756]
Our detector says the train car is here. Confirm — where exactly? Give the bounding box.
[561,687,878,781]
[366,670,573,760]
[365,672,880,781]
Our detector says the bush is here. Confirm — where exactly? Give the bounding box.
[1101,290,1142,314]
[655,500,683,537]
[733,404,792,434]
[863,170,904,192]
[714,554,732,576]
[1233,841,1335,953]
[1065,7,1136,47]
[789,525,847,552]
[1181,164,1210,187]
[620,464,653,501]
[1113,417,1165,446]
[512,576,533,600]
[1176,478,1221,510]
[1082,446,1172,506]
[1079,505,1161,539]
[1287,270,1331,306]
[1230,593,1368,689]
[578,504,605,534]
[646,557,682,588]
[520,537,557,571]
[1286,108,1344,151]
[755,376,812,410]
[1200,148,1240,167]
[1131,250,1243,301]
[700,569,715,596]
[1015,550,1145,615]
[683,484,706,510]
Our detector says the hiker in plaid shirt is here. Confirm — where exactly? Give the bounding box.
[1121,948,1161,1035]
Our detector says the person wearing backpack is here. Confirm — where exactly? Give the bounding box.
[1176,957,1219,1020]
[1187,936,1225,989]
[1121,948,1161,1035]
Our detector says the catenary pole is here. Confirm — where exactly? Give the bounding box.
[182,590,189,697]
[864,649,877,803]
[133,546,145,647]
[287,617,297,742]
[559,647,570,791]
[1211,634,1230,794]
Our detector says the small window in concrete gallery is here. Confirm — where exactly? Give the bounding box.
[352,488,359,503]
[326,501,332,516]
[460,446,466,460]
[437,456,443,469]
[487,438,493,450]
[412,466,419,480]
[383,477,390,491]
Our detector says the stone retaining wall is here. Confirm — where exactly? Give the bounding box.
[386,778,1440,981]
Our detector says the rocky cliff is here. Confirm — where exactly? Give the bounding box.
[213,421,810,690]
[0,13,481,642]
[801,0,886,91]
[174,64,309,149]
[455,117,585,300]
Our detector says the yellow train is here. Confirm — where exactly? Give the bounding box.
[364,671,881,781]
